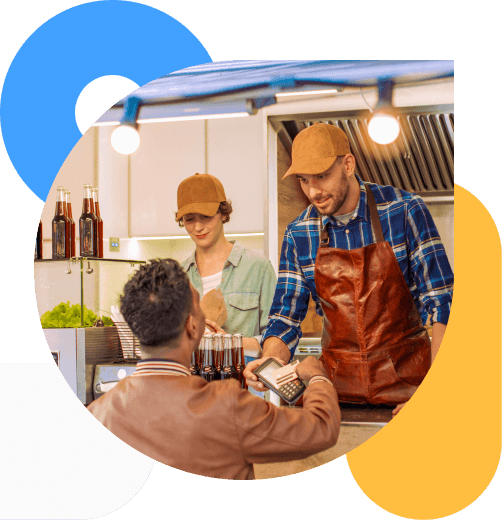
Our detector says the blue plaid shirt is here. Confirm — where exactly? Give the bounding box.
[262,177,454,355]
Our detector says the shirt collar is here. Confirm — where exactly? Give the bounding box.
[186,241,244,269]
[132,359,190,377]
[225,241,245,267]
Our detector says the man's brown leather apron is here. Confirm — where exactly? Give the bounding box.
[315,187,431,405]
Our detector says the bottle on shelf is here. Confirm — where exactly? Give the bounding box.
[52,186,71,259]
[79,184,98,257]
[92,187,103,258]
[35,220,43,260]
[65,189,76,258]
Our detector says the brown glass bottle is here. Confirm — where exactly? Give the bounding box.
[232,334,246,388]
[52,186,71,259]
[35,221,43,260]
[79,184,98,257]
[200,334,215,382]
[197,339,204,373]
[92,187,103,258]
[221,334,238,380]
[190,351,199,376]
[213,333,223,380]
[65,189,76,257]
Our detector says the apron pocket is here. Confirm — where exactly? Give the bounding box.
[368,355,418,405]
[387,337,431,387]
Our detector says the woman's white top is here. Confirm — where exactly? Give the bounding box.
[201,271,223,297]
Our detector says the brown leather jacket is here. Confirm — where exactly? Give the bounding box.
[88,374,341,479]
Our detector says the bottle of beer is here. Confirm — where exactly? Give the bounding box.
[197,337,204,369]
[92,187,104,258]
[79,184,98,257]
[200,334,215,382]
[190,351,199,376]
[221,334,238,380]
[35,220,43,260]
[65,189,76,258]
[232,334,246,389]
[213,333,223,380]
[52,186,70,259]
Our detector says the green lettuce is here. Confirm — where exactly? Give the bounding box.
[41,301,115,328]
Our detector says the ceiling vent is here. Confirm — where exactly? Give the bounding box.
[271,105,454,200]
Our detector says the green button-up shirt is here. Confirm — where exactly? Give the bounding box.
[181,241,277,342]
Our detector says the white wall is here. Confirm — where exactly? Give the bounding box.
[94,116,269,317]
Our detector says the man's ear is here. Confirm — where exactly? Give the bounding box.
[344,153,356,177]
[185,313,197,339]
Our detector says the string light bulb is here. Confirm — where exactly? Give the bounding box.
[367,79,400,145]
[111,96,141,155]
[368,113,400,145]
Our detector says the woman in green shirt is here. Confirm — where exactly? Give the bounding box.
[175,173,277,361]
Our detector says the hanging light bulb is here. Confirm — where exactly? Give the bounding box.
[368,79,400,145]
[111,96,141,155]
[368,113,400,145]
[111,125,140,155]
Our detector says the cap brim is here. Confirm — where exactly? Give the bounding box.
[282,156,337,179]
[176,202,220,221]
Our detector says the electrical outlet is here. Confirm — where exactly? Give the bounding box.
[109,237,120,252]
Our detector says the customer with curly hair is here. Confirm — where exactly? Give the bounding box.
[88,258,341,479]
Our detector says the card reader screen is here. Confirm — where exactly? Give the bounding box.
[257,359,283,388]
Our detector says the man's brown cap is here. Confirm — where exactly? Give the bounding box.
[283,123,351,179]
[176,173,227,221]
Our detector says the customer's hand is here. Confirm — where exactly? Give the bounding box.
[243,357,282,392]
[295,356,328,382]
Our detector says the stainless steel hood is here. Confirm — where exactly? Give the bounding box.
[270,104,454,200]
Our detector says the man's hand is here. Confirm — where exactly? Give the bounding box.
[295,356,328,382]
[244,337,292,391]
[244,356,329,391]
[244,357,280,391]
[392,401,407,416]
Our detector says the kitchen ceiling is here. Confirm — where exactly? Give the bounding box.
[94,60,454,199]
[95,60,454,126]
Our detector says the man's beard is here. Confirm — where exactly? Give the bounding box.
[312,174,350,216]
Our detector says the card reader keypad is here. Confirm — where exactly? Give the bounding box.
[280,379,304,399]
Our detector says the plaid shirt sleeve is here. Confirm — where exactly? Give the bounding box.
[406,196,453,325]
[262,228,311,356]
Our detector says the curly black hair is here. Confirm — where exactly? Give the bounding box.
[120,259,192,347]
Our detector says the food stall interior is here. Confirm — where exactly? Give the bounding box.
[34,60,454,471]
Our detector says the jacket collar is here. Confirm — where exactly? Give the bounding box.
[133,359,190,377]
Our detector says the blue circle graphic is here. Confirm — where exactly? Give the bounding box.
[0,1,212,201]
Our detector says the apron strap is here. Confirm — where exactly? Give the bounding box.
[317,186,384,247]
[365,187,384,243]
[318,213,330,247]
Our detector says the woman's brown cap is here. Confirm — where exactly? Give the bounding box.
[176,173,227,221]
